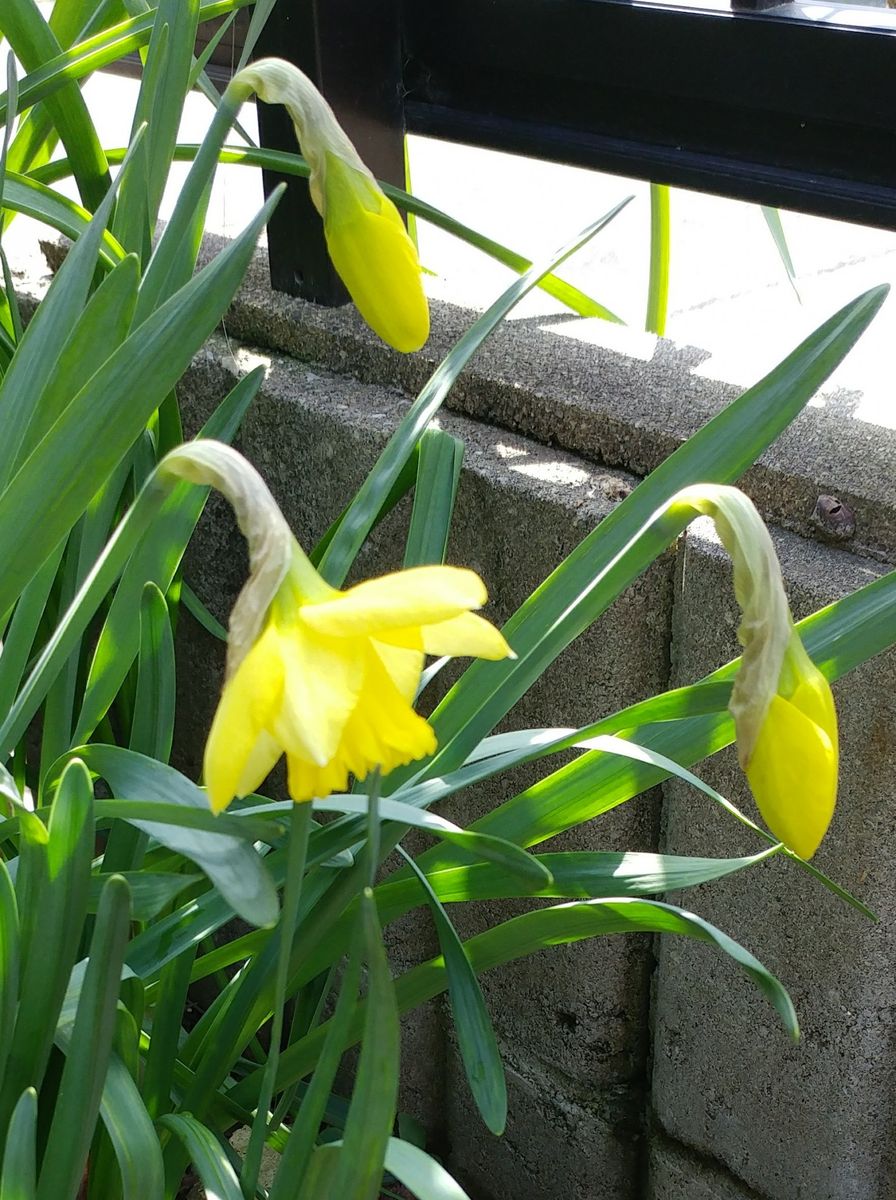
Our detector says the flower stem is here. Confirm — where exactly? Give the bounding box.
[241,800,312,1199]
[366,768,382,888]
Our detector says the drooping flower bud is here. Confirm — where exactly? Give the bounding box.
[234,58,430,354]
[670,484,838,859]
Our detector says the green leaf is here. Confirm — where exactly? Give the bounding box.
[141,946,196,1120]
[79,745,278,928]
[14,252,140,472]
[160,1114,243,1200]
[399,849,506,1135]
[94,1052,165,1200]
[0,0,110,210]
[129,583,176,763]
[0,147,131,490]
[762,206,801,303]
[3,761,93,1128]
[237,897,798,1104]
[87,871,199,922]
[268,942,364,1200]
[37,874,132,1200]
[312,794,552,889]
[114,0,199,254]
[181,580,227,641]
[329,891,400,1200]
[0,171,123,263]
[0,1089,37,1200]
[380,848,779,912]
[404,427,464,568]
[319,200,631,585]
[383,1138,473,1200]
[37,144,625,322]
[0,187,281,620]
[0,856,18,1090]
[0,479,168,761]
[0,4,249,126]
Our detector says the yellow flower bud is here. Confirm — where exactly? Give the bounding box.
[321,153,429,353]
[235,58,429,353]
[744,636,838,860]
[668,484,838,858]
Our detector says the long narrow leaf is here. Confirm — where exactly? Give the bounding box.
[399,848,507,1135]
[37,875,131,1200]
[33,142,624,322]
[0,1089,37,1200]
[329,891,400,1200]
[231,896,798,1107]
[319,201,631,585]
[0,187,282,619]
[160,1114,243,1200]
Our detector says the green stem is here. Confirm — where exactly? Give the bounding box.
[367,769,382,889]
[645,182,671,336]
[241,801,312,1199]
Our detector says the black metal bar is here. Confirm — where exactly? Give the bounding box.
[254,0,405,303]
[402,0,896,230]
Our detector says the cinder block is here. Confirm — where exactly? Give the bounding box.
[652,520,896,1200]
[445,1046,641,1200]
[646,1136,768,1200]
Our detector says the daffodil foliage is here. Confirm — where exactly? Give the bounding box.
[0,2,892,1199]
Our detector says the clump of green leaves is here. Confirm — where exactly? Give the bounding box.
[0,2,893,1199]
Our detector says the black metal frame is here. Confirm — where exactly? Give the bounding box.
[256,0,896,304]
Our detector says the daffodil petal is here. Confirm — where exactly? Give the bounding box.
[324,158,429,353]
[271,621,364,766]
[204,627,285,813]
[286,753,350,805]
[789,668,838,749]
[419,611,513,660]
[372,640,425,702]
[746,694,837,859]
[302,566,488,638]
[235,730,282,800]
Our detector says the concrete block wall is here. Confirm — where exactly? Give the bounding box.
[651,522,896,1200]
[169,251,896,1200]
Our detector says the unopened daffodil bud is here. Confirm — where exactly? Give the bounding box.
[669,484,838,859]
[160,441,511,812]
[234,58,429,353]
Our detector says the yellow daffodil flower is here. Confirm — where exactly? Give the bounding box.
[668,484,838,858]
[160,442,511,813]
[235,58,429,353]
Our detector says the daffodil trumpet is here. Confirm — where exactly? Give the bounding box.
[231,58,429,354]
[160,441,512,813]
[667,484,838,859]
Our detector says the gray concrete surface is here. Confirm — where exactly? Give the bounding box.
[199,236,896,563]
[646,1137,766,1200]
[652,522,896,1200]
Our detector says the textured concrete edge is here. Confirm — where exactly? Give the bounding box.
[646,1127,774,1200]
[193,233,896,564]
[28,232,896,560]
